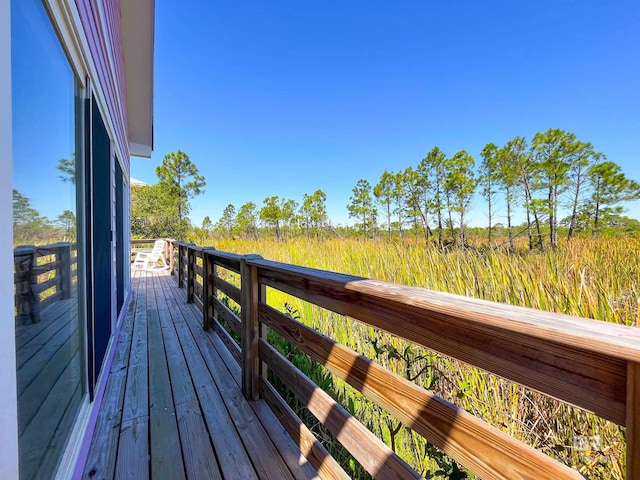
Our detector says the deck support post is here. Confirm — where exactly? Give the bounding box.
[241,254,262,401]
[259,282,268,381]
[177,243,184,288]
[627,361,640,479]
[186,244,195,303]
[168,240,175,275]
[202,247,215,331]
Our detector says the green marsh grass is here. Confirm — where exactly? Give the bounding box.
[208,236,639,479]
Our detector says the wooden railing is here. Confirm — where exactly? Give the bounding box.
[165,239,640,480]
[14,242,77,325]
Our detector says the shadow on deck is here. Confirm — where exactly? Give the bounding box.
[82,269,318,480]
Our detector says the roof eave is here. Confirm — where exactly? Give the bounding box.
[121,0,155,158]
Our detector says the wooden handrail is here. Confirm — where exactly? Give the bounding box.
[167,239,640,479]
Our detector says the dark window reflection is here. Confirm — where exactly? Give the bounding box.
[11,0,85,478]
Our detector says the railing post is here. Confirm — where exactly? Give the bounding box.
[241,254,262,401]
[187,244,195,303]
[168,240,175,275]
[202,247,215,331]
[627,361,640,479]
[259,281,268,382]
[178,243,184,288]
[57,242,72,300]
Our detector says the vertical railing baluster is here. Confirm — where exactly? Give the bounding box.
[259,281,268,382]
[240,254,262,401]
[178,243,184,288]
[202,247,215,330]
[627,361,640,479]
[168,240,175,275]
[187,244,195,303]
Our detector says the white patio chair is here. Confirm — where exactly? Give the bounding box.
[132,240,169,271]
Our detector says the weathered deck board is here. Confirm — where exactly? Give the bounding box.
[82,281,136,480]
[159,273,298,480]
[115,271,150,480]
[152,274,255,480]
[83,269,316,479]
[146,286,186,480]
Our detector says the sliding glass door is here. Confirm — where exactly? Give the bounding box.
[11,1,85,478]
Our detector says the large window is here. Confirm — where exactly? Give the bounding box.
[11,0,85,478]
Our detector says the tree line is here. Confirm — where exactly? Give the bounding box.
[346,128,640,249]
[200,189,329,241]
[132,132,640,248]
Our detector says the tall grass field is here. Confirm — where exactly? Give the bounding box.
[203,236,640,479]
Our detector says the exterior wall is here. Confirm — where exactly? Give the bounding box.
[0,0,20,477]
[6,0,141,476]
[74,0,130,175]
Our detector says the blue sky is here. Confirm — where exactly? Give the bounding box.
[131,0,640,228]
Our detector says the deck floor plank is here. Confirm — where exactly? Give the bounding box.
[147,277,187,480]
[158,274,298,480]
[82,284,136,480]
[155,275,260,480]
[181,301,320,480]
[149,273,220,480]
[82,269,317,480]
[115,270,150,480]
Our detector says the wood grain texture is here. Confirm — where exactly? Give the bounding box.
[212,296,241,335]
[252,259,635,424]
[186,246,195,303]
[176,401,222,480]
[194,263,203,278]
[115,416,149,479]
[202,249,213,330]
[83,286,136,479]
[146,283,186,480]
[213,316,242,365]
[161,270,258,479]
[213,276,242,305]
[241,255,262,401]
[85,269,312,480]
[193,295,203,313]
[251,398,321,480]
[260,339,423,480]
[260,379,350,480]
[261,303,583,480]
[115,273,150,479]
[167,281,297,480]
[627,361,640,480]
[208,250,242,274]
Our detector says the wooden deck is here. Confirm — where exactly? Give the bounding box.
[82,269,319,480]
